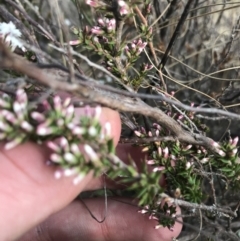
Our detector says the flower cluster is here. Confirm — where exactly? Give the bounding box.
[0,89,32,149]
[72,19,117,57]
[69,0,151,88]
[92,18,116,35]
[0,21,25,51]
[139,201,177,230]
[211,136,240,187]
[132,115,240,229]
[33,96,75,137]
[125,39,147,56]
[124,39,148,65]
[0,89,117,184]
[134,110,240,203]
[142,63,153,73]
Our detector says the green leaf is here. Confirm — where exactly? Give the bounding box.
[107,139,115,153]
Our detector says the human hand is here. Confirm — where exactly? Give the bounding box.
[0,107,182,241]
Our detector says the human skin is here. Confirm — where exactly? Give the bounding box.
[0,108,182,241]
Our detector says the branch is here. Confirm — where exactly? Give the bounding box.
[0,42,220,153]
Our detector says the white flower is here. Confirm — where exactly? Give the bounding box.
[0,21,23,51]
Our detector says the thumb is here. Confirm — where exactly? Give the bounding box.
[0,107,121,241]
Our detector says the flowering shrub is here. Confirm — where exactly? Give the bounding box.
[0,85,239,230]
[1,0,240,238]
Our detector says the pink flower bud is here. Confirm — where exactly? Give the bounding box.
[84,144,99,162]
[31,112,45,122]
[155,225,162,229]
[231,148,238,156]
[131,43,136,49]
[69,40,81,45]
[94,106,102,119]
[200,158,209,164]
[53,96,62,112]
[147,160,155,165]
[66,105,74,116]
[138,209,148,214]
[171,154,176,161]
[50,153,62,163]
[212,141,220,148]
[118,0,129,16]
[70,143,80,155]
[163,147,169,158]
[134,130,142,137]
[60,137,68,148]
[184,145,192,151]
[153,123,161,130]
[218,150,226,157]
[21,121,33,132]
[5,138,22,150]
[178,115,183,120]
[2,110,17,124]
[104,122,111,137]
[86,0,98,7]
[232,137,239,147]
[142,146,149,152]
[16,89,27,104]
[140,126,146,134]
[72,126,85,135]
[63,97,71,108]
[91,26,104,35]
[97,18,105,26]
[107,19,116,33]
[153,166,165,172]
[36,124,52,136]
[47,141,60,152]
[64,168,78,177]
[0,121,8,130]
